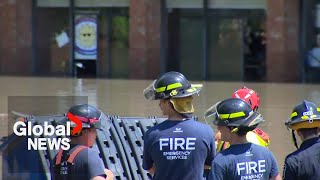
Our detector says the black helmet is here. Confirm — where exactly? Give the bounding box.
[143,71,202,100]
[60,104,105,136]
[205,98,263,127]
[285,100,320,131]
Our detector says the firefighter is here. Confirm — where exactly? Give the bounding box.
[51,104,114,180]
[283,100,320,180]
[142,71,215,180]
[215,86,270,153]
[205,98,281,180]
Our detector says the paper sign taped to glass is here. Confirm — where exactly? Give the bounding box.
[74,14,98,60]
[55,31,69,48]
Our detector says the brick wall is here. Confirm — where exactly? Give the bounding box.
[0,0,32,75]
[266,0,300,82]
[129,0,161,79]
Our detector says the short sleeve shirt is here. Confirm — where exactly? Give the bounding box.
[208,143,279,180]
[51,144,106,180]
[142,119,216,180]
[283,137,320,180]
[308,48,320,67]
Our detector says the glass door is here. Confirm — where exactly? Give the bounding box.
[207,14,244,81]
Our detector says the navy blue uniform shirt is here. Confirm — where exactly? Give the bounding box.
[51,144,106,180]
[208,143,279,180]
[142,119,216,180]
[283,136,320,180]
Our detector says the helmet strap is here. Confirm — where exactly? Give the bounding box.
[291,130,299,149]
[231,127,239,133]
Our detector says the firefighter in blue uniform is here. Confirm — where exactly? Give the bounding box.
[205,98,281,180]
[142,71,216,180]
[283,100,320,180]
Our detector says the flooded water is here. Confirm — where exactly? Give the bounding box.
[1,76,320,172]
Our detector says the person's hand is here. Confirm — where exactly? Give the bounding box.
[105,169,114,180]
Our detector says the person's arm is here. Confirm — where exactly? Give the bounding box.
[105,169,115,180]
[282,159,296,180]
[205,127,216,167]
[142,131,155,175]
[91,176,106,180]
[207,159,225,180]
[266,151,281,180]
[87,150,110,180]
[269,174,281,180]
[147,166,156,175]
[91,169,114,180]
[204,128,216,178]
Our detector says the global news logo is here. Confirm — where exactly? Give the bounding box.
[12,113,82,151]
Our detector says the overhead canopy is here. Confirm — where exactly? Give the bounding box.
[166,0,266,9]
[36,0,129,7]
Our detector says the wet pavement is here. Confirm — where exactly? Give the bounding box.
[1,76,320,172]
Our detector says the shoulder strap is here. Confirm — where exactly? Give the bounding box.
[216,141,230,153]
[55,149,64,165]
[55,145,88,165]
[67,145,88,163]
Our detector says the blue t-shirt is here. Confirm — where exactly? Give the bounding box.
[142,119,215,180]
[208,143,279,180]
[308,48,320,67]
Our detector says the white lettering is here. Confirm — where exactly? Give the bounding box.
[240,173,263,179]
[237,160,266,176]
[159,137,197,151]
[61,138,70,150]
[159,138,169,150]
[33,125,43,136]
[28,121,32,135]
[56,125,66,136]
[66,122,71,136]
[38,138,47,150]
[44,122,54,136]
[237,162,246,175]
[258,160,266,173]
[14,121,70,137]
[186,138,196,150]
[28,138,38,150]
[248,161,257,174]
[13,121,26,136]
[47,138,61,150]
[174,138,185,150]
[28,138,71,150]
[13,121,71,150]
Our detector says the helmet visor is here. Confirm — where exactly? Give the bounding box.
[204,102,222,126]
[90,111,104,129]
[204,101,264,127]
[143,80,157,100]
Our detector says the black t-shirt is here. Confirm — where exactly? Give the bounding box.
[51,144,106,180]
[142,119,216,180]
[283,137,320,180]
